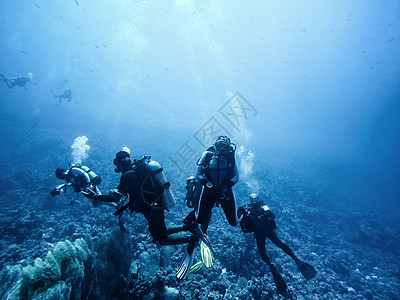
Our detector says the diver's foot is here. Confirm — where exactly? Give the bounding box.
[188,224,214,254]
[183,210,196,225]
[270,265,287,297]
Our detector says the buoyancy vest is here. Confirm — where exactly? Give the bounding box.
[114,156,175,216]
[197,145,236,187]
[240,203,276,233]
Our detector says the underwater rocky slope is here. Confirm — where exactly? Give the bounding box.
[0,138,399,299]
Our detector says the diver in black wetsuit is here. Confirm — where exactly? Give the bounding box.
[83,149,212,279]
[51,87,73,103]
[194,136,242,234]
[238,194,317,298]
[0,73,33,91]
[83,149,199,245]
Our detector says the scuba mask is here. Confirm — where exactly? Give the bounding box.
[113,156,131,173]
[214,136,231,156]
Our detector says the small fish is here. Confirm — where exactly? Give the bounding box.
[164,68,169,71]
[19,50,27,54]
[387,38,394,43]
[34,3,40,8]
[59,15,64,19]
[75,0,79,6]
[88,69,94,72]
[95,44,99,48]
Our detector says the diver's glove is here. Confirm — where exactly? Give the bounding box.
[82,188,97,200]
[109,188,124,201]
[237,206,246,218]
[50,189,60,196]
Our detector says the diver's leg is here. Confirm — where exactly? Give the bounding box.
[0,74,9,85]
[255,234,272,266]
[220,189,239,226]
[196,188,215,233]
[5,81,15,88]
[144,207,168,244]
[147,208,199,246]
[267,229,298,261]
[167,225,189,235]
[256,234,288,296]
[158,235,190,246]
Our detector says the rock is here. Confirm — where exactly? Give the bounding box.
[164,286,179,299]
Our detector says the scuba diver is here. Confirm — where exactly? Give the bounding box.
[82,148,212,280]
[185,136,241,274]
[183,176,214,274]
[0,73,33,91]
[51,164,106,207]
[51,87,73,103]
[195,136,242,233]
[238,194,317,298]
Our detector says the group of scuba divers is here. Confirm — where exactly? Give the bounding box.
[0,72,73,102]
[51,136,317,298]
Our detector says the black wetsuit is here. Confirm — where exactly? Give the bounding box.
[52,88,73,103]
[239,202,299,296]
[98,165,190,245]
[195,147,239,233]
[0,75,30,90]
[239,203,298,266]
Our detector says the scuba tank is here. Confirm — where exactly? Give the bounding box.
[146,160,176,210]
[81,166,101,185]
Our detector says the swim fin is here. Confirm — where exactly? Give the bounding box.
[296,260,317,280]
[201,240,213,268]
[176,235,198,280]
[189,261,204,273]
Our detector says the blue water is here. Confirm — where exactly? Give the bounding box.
[0,1,399,299]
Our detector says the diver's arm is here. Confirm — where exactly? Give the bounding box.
[195,164,206,185]
[97,194,119,202]
[84,189,122,202]
[225,163,239,187]
[50,89,60,97]
[94,171,135,202]
[195,151,211,185]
